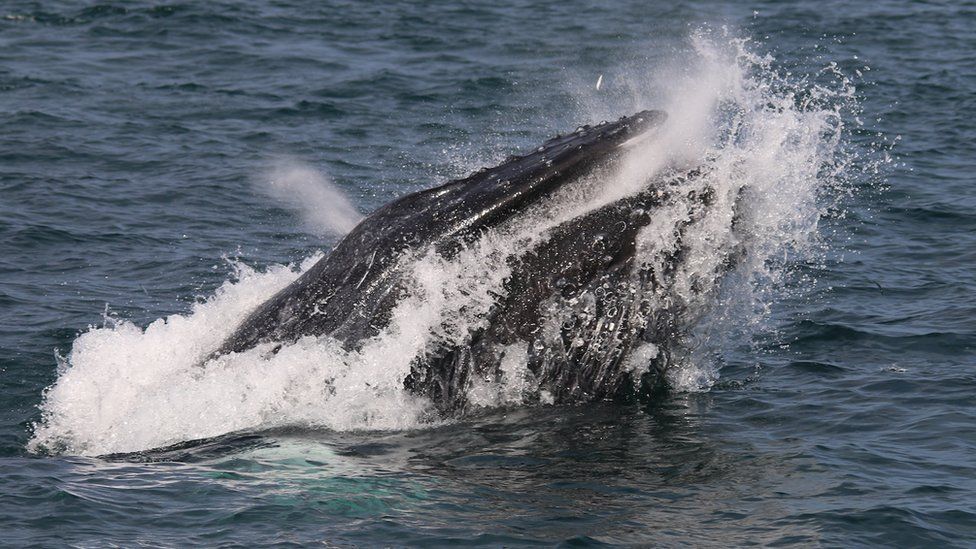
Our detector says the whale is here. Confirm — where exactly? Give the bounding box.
[212,110,733,413]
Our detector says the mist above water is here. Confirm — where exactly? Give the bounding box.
[262,158,362,237]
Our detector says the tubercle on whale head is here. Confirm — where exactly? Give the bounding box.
[431,110,669,236]
[422,110,669,258]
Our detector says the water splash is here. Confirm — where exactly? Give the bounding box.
[536,28,861,391]
[30,31,861,456]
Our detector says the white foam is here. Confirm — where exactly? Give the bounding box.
[30,30,860,455]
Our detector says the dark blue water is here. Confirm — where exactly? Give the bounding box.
[3,0,975,546]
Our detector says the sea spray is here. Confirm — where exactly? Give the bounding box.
[600,29,860,390]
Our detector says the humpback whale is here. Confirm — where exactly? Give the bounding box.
[214,110,733,413]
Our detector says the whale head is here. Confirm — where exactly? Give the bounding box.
[213,110,731,413]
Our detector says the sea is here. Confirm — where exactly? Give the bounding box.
[1,0,974,546]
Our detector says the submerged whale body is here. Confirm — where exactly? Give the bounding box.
[215,110,732,413]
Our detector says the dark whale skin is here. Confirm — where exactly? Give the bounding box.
[212,110,722,412]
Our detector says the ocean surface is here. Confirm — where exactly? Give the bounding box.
[2,0,974,546]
